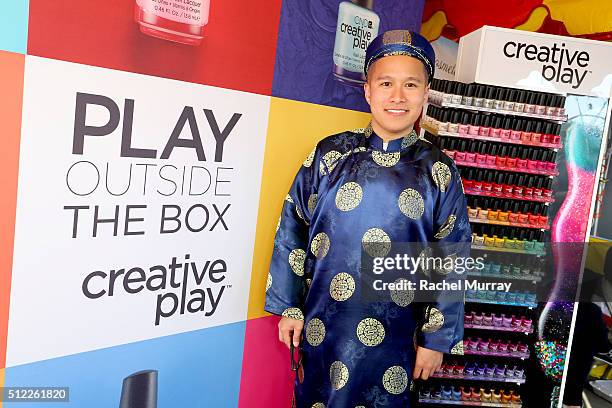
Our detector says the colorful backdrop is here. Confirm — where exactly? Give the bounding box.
[0,1,424,407]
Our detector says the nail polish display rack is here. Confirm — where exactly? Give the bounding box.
[418,80,567,408]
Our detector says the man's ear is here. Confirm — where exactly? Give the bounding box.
[364,81,371,106]
[423,84,430,105]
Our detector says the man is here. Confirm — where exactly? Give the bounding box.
[264,29,470,407]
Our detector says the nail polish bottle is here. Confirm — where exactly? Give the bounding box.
[333,0,381,85]
[556,95,566,117]
[531,124,542,143]
[507,147,518,168]
[466,140,477,162]
[518,203,530,224]
[452,83,464,105]
[511,119,523,141]
[486,146,498,167]
[455,141,467,162]
[524,92,536,114]
[473,170,484,191]
[543,178,553,198]
[535,93,547,115]
[527,149,539,171]
[494,88,506,111]
[546,151,557,172]
[528,204,540,226]
[533,121,544,144]
[438,110,449,132]
[546,94,558,116]
[508,202,520,223]
[457,112,469,135]
[134,0,211,46]
[514,175,525,196]
[490,116,502,138]
[484,86,496,109]
[500,117,512,140]
[485,231,496,247]
[476,144,487,165]
[473,84,485,107]
[498,201,510,222]
[551,124,562,144]
[524,231,535,251]
[448,111,460,134]
[496,146,508,168]
[493,173,505,196]
[442,81,453,105]
[479,199,489,220]
[521,121,532,142]
[503,174,515,196]
[479,115,492,137]
[462,83,474,106]
[514,90,526,112]
[488,201,500,221]
[469,115,481,136]
[504,89,516,111]
[533,178,544,198]
[468,200,479,218]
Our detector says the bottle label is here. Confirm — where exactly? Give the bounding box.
[137,0,210,26]
[333,3,380,73]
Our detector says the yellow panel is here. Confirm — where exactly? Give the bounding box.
[515,6,549,32]
[544,0,612,36]
[420,11,448,42]
[247,98,370,319]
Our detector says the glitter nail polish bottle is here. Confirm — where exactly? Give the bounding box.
[134,0,211,46]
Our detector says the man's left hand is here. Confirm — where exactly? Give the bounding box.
[413,346,443,380]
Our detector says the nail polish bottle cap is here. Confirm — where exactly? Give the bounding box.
[468,140,477,152]
[527,177,534,188]
[503,117,512,129]
[529,148,537,160]
[496,173,504,183]
[473,198,479,208]
[558,95,566,108]
[352,0,375,9]
[516,90,525,103]
[534,203,542,214]
[528,230,535,240]
[510,146,518,158]
[527,92,537,105]
[483,115,491,127]
[489,145,498,156]
[497,87,507,100]
[465,83,474,96]
[555,123,562,134]
[480,143,488,154]
[550,150,557,162]
[522,203,530,213]
[478,84,486,98]
[462,112,470,123]
[545,178,553,189]
[512,202,520,212]
[453,111,462,123]
[536,178,543,188]
[507,89,517,101]
[461,140,468,150]
[500,145,508,157]
[534,121,543,133]
[506,173,515,184]
[486,86,496,100]
[456,82,465,96]
[486,172,494,182]
[537,93,547,106]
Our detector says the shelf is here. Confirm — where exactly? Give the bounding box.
[419,398,522,407]
[422,122,562,149]
[467,271,543,282]
[464,323,534,334]
[469,217,549,231]
[431,373,526,384]
[447,152,559,177]
[464,349,530,359]
[428,99,567,123]
[470,244,545,256]
[466,298,538,309]
[463,187,554,204]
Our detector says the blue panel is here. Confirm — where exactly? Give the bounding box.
[4,321,246,408]
[0,0,29,54]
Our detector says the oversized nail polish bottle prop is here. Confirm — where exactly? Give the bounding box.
[333,0,380,85]
[135,0,211,45]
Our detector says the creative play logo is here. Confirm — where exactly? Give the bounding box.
[503,41,591,89]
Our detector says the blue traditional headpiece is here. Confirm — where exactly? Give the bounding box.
[364,30,435,82]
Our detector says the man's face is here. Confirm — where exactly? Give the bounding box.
[364,55,429,139]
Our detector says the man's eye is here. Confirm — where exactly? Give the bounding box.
[406,83,417,88]
[380,82,391,87]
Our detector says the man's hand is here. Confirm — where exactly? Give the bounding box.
[413,346,443,380]
[278,316,304,348]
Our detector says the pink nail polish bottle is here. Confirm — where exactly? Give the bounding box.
[135,0,211,46]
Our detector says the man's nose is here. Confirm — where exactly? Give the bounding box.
[389,85,407,103]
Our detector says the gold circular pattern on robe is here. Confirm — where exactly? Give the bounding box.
[434,214,457,239]
[329,272,355,302]
[353,147,367,153]
[335,182,363,212]
[320,150,343,175]
[308,193,318,214]
[311,232,331,259]
[401,131,418,149]
[450,340,464,355]
[306,278,312,288]
[329,361,350,390]
[390,278,415,307]
[398,188,424,220]
[435,252,457,276]
[306,318,326,346]
[362,228,391,257]
[311,404,325,408]
[266,273,272,292]
[275,217,281,233]
[303,147,316,168]
[285,194,294,203]
[282,307,304,321]
[382,366,408,395]
[288,249,306,276]
[295,205,305,222]
[356,318,386,346]
[372,151,401,167]
[432,161,452,192]
[422,307,445,333]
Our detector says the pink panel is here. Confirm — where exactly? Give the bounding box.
[239,316,294,408]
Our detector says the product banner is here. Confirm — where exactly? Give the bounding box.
[6,55,270,367]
